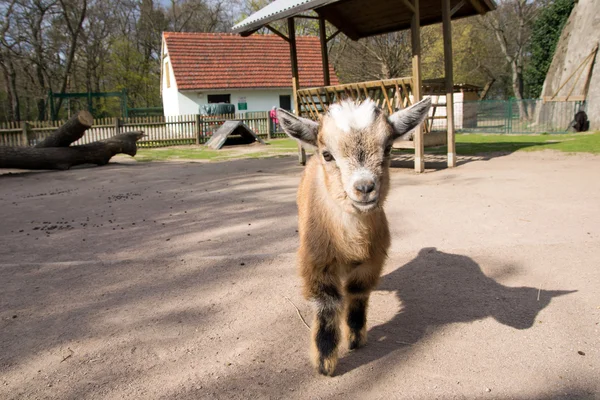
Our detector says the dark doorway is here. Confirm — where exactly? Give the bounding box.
[279,95,291,111]
[208,94,231,104]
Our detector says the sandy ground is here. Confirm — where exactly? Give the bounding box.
[0,151,599,400]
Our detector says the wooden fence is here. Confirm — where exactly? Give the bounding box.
[0,112,282,149]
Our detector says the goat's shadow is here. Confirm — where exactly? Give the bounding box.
[336,247,575,375]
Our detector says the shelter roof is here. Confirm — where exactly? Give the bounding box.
[232,0,496,39]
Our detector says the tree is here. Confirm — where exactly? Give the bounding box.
[524,0,574,98]
[53,0,88,114]
[482,0,540,118]
[0,0,237,122]
[333,28,437,83]
[19,0,57,121]
[421,17,512,99]
[0,0,20,121]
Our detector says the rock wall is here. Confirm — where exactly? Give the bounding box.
[540,0,600,130]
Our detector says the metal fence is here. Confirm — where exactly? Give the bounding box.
[454,99,585,134]
[0,111,286,148]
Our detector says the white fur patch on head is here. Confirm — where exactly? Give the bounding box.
[327,99,377,133]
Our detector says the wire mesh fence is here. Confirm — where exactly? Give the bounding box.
[455,99,586,134]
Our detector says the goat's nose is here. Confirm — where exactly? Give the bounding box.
[355,180,375,194]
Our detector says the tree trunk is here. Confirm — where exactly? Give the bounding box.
[479,78,496,100]
[511,60,529,120]
[0,132,144,170]
[37,97,46,121]
[0,60,20,121]
[7,62,19,121]
[2,109,143,170]
[55,0,88,114]
[35,110,94,148]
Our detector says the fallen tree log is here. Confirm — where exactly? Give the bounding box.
[34,110,94,148]
[0,132,145,170]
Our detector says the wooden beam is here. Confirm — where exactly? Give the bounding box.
[466,0,486,15]
[542,95,586,102]
[442,0,456,168]
[326,29,341,43]
[565,44,598,100]
[393,82,401,109]
[312,88,326,112]
[265,25,289,42]
[361,83,370,99]
[380,82,393,114]
[582,45,598,99]
[288,18,299,86]
[318,16,331,86]
[550,44,597,101]
[288,17,306,166]
[295,14,319,20]
[400,80,410,106]
[411,0,424,173]
[450,0,466,16]
[318,9,360,40]
[354,84,363,101]
[401,0,415,13]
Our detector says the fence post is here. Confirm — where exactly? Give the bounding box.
[267,111,272,140]
[21,121,29,146]
[114,117,121,135]
[195,114,202,145]
[507,98,513,134]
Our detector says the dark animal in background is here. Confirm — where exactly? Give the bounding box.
[571,110,590,132]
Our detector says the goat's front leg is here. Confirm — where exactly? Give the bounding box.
[308,280,343,376]
[344,261,383,350]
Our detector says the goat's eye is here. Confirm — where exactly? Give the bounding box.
[322,151,335,162]
[384,145,393,156]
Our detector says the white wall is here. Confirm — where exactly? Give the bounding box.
[170,89,294,116]
[161,55,180,116]
[409,92,465,130]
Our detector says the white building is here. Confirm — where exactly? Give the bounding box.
[160,32,337,116]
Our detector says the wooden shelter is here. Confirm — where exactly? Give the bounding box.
[232,0,496,172]
[205,121,265,149]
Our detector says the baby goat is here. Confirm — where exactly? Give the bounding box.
[277,98,431,376]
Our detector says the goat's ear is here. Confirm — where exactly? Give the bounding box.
[276,108,318,148]
[388,98,432,140]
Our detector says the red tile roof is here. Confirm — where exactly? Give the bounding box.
[163,32,338,90]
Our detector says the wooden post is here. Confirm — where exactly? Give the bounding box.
[21,121,29,147]
[114,117,121,135]
[411,0,424,173]
[288,17,306,165]
[293,79,306,165]
[442,0,456,168]
[266,111,272,140]
[195,114,202,145]
[319,16,331,86]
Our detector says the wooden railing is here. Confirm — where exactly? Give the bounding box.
[296,76,455,138]
[296,77,416,119]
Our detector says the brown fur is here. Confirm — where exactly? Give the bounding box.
[297,109,392,376]
[278,98,431,376]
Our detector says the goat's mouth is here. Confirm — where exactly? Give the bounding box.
[351,198,378,212]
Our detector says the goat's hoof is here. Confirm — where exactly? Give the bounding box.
[348,331,367,350]
[317,356,338,376]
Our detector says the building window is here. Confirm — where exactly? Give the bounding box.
[279,95,291,111]
[165,61,170,88]
[208,94,231,103]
